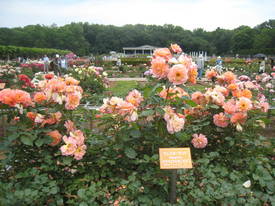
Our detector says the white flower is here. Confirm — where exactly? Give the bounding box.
[243,180,251,188]
[102,72,108,76]
[236,123,243,132]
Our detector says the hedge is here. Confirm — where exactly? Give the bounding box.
[121,57,150,65]
[0,45,71,60]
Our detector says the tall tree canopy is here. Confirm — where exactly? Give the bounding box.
[0,20,274,56]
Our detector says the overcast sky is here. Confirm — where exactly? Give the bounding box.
[0,0,274,31]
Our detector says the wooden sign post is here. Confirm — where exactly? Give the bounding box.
[159,148,192,204]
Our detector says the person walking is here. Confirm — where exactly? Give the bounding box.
[60,56,68,72]
[215,56,223,74]
[43,55,50,73]
[196,54,204,79]
[258,58,266,74]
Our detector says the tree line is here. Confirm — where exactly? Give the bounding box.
[0,20,274,56]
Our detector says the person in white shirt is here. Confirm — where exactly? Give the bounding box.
[60,56,68,71]
[258,58,266,74]
[43,55,50,73]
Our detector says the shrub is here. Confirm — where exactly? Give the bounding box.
[0,45,71,59]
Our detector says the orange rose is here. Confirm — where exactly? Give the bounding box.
[33,92,47,103]
[47,130,62,146]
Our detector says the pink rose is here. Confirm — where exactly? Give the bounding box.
[191,134,208,149]
[213,113,229,128]
[167,64,188,85]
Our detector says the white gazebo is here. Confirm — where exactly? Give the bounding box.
[122,45,159,55]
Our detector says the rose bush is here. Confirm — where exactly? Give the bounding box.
[95,44,274,205]
[0,73,91,205]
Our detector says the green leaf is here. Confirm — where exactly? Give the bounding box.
[175,132,190,142]
[130,129,141,138]
[125,148,137,159]
[50,187,58,194]
[35,138,44,147]
[77,189,86,199]
[20,135,33,146]
[184,99,197,107]
[62,157,73,166]
[140,109,154,117]
[209,105,219,109]
[156,107,165,115]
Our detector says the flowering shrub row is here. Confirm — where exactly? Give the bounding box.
[99,44,270,149]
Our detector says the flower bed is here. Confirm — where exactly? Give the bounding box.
[0,44,274,205]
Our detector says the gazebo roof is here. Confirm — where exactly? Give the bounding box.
[123,45,159,50]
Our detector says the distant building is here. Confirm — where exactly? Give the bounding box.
[122,45,159,55]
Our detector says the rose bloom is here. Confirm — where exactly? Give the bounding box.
[0,88,33,107]
[191,134,208,149]
[33,92,47,103]
[151,57,169,79]
[170,44,182,53]
[240,89,252,99]
[167,64,188,85]
[40,112,62,127]
[222,71,237,84]
[64,120,76,133]
[44,73,54,80]
[73,145,87,160]
[70,130,85,146]
[223,100,236,114]
[266,83,273,89]
[65,85,83,95]
[191,91,207,105]
[205,69,217,80]
[99,97,124,114]
[213,112,230,128]
[205,90,225,106]
[213,85,229,97]
[125,110,138,122]
[153,48,172,60]
[236,97,252,112]
[228,83,238,91]
[26,112,37,121]
[163,106,175,121]
[125,89,143,107]
[239,75,250,81]
[232,89,242,98]
[47,130,62,146]
[244,81,256,89]
[230,112,247,125]
[260,102,269,113]
[60,136,77,156]
[45,79,66,93]
[116,101,135,116]
[188,64,198,84]
[65,77,79,85]
[166,115,185,134]
[65,94,80,110]
[177,55,192,68]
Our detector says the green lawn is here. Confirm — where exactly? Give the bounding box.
[107,81,139,97]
